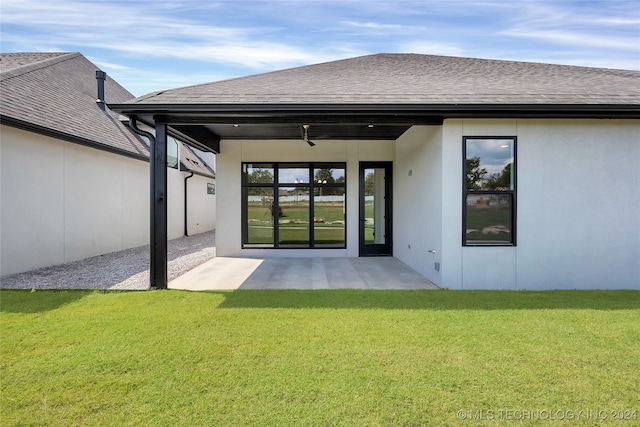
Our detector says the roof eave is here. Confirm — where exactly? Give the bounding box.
[1,115,150,162]
[109,103,640,121]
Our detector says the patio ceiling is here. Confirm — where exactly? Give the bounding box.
[117,107,446,153]
[175,122,414,141]
[113,101,640,155]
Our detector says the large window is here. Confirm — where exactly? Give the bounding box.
[463,137,516,246]
[242,163,346,248]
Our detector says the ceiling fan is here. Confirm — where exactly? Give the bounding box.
[301,124,315,147]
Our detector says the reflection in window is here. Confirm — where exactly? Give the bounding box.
[245,187,275,246]
[278,186,310,246]
[278,164,309,184]
[465,194,513,243]
[243,163,274,184]
[314,164,345,185]
[465,139,514,191]
[167,136,179,169]
[314,187,345,247]
[464,137,516,245]
[242,163,346,248]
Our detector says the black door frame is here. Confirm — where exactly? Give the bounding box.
[359,162,393,256]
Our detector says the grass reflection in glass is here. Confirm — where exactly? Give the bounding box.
[465,195,512,243]
[279,188,310,245]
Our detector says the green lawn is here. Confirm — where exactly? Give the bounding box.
[1,290,639,426]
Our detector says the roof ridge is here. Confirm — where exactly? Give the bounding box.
[0,52,81,82]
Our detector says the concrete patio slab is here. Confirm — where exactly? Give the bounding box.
[169,257,439,291]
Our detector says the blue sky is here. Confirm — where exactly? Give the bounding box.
[2,0,639,96]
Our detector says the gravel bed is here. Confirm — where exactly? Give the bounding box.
[0,231,216,290]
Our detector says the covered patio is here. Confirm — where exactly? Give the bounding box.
[111,57,444,289]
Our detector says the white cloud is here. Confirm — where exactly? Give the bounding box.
[343,21,407,31]
[1,0,362,71]
[497,1,640,52]
[502,28,640,52]
[594,17,640,26]
[89,57,131,71]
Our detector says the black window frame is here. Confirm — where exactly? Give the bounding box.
[242,162,347,249]
[462,136,517,246]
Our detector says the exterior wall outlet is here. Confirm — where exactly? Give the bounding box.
[434,262,441,271]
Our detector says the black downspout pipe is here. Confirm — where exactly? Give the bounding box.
[184,171,194,236]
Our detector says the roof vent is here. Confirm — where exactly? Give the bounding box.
[96,70,107,112]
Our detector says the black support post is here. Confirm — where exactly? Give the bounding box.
[150,123,168,288]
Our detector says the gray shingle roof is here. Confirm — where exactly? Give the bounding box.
[1,52,149,159]
[0,52,71,72]
[130,54,639,106]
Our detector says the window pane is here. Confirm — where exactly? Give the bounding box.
[465,194,512,243]
[242,162,347,249]
[466,139,514,191]
[363,168,387,245]
[314,165,345,184]
[246,187,274,246]
[278,165,309,184]
[314,187,345,247]
[167,136,179,169]
[244,164,274,184]
[278,186,310,246]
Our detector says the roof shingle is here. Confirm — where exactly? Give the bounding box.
[1,52,149,158]
[129,54,640,106]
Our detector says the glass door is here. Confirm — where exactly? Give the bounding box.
[359,162,392,256]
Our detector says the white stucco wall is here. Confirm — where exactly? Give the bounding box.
[167,167,185,240]
[167,169,216,239]
[1,126,66,275]
[1,125,217,276]
[515,119,640,290]
[394,125,443,285]
[216,138,394,258]
[187,174,216,236]
[440,119,640,290]
[62,141,149,262]
[1,125,148,276]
